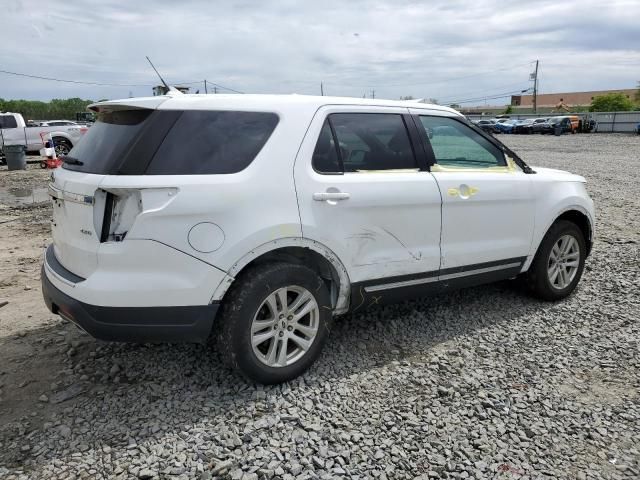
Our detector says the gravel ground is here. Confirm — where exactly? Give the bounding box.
[0,134,638,479]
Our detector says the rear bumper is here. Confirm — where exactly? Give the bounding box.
[41,264,219,343]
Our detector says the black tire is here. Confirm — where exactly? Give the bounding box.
[216,262,332,384]
[52,138,72,157]
[524,220,586,301]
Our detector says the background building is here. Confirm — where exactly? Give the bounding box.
[511,88,636,108]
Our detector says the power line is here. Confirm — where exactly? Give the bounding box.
[442,89,531,106]
[0,69,153,87]
[205,80,244,94]
[437,82,532,104]
[277,61,537,89]
[0,69,244,94]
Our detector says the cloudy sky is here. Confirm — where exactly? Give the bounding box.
[2,0,639,105]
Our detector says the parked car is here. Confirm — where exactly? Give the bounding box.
[530,118,550,134]
[38,120,82,127]
[473,119,499,134]
[512,119,535,134]
[494,119,516,134]
[540,116,574,135]
[41,94,594,384]
[0,112,88,155]
[635,122,640,135]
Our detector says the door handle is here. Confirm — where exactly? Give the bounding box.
[449,184,478,199]
[313,192,351,201]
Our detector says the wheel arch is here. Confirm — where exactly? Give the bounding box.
[51,134,73,144]
[554,209,593,257]
[534,206,593,260]
[211,237,351,314]
[51,135,74,151]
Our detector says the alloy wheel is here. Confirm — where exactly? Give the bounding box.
[547,234,580,290]
[251,286,319,368]
[55,143,70,156]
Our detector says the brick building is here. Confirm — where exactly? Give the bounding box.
[511,88,636,108]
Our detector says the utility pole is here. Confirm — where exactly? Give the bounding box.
[532,60,539,114]
[371,89,375,99]
[214,86,218,94]
[204,80,208,94]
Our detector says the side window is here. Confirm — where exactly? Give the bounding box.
[330,113,417,172]
[0,115,18,129]
[146,111,279,175]
[312,119,341,173]
[420,116,505,168]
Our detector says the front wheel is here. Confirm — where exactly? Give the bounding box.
[524,220,586,301]
[216,262,332,384]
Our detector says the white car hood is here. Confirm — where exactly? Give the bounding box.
[532,166,586,183]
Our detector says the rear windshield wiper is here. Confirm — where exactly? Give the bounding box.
[63,157,84,166]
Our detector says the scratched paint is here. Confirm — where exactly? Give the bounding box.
[348,227,423,267]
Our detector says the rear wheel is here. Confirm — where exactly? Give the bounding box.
[53,138,72,157]
[525,220,586,301]
[216,262,332,384]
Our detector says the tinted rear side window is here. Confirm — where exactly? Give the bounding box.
[63,109,152,173]
[329,113,416,172]
[146,111,279,175]
[312,119,341,173]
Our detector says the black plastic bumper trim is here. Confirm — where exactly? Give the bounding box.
[45,244,85,283]
[349,256,527,312]
[41,266,218,343]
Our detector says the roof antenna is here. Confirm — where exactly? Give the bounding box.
[146,56,182,95]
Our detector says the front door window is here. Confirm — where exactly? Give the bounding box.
[419,116,505,169]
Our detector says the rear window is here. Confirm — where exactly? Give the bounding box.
[63,109,278,175]
[63,109,152,173]
[146,111,278,175]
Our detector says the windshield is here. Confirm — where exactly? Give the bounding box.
[549,116,566,125]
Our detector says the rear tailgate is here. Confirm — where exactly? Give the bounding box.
[46,101,169,280]
[49,169,107,279]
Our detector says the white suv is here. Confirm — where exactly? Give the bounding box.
[42,94,594,383]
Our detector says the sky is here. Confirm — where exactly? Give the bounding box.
[1,0,639,105]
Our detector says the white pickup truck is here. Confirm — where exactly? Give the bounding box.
[0,112,88,156]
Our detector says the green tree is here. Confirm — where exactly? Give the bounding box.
[503,105,513,114]
[0,98,94,120]
[635,81,640,104]
[589,93,635,112]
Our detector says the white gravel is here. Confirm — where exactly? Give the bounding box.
[0,133,639,479]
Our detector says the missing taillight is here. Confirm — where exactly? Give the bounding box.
[99,189,143,242]
[100,192,115,242]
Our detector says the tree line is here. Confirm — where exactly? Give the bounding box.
[0,98,96,120]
